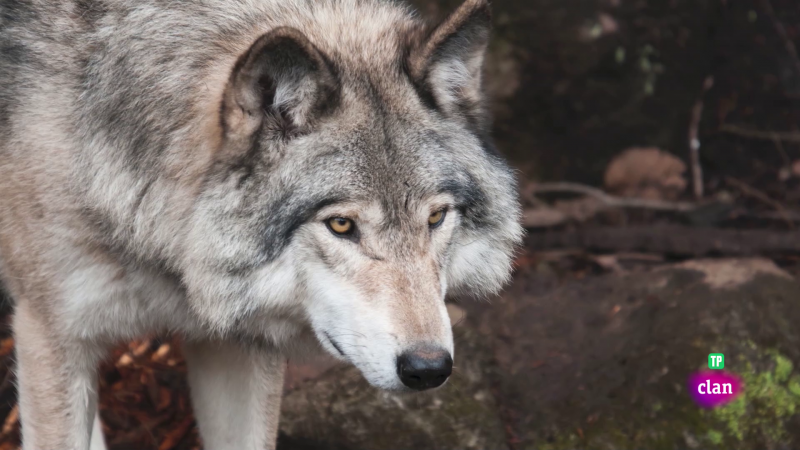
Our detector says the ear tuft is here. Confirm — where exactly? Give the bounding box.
[407,0,491,127]
[222,27,338,141]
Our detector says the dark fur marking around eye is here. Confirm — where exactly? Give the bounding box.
[265,195,345,259]
[439,173,489,228]
[276,196,344,243]
[220,195,347,275]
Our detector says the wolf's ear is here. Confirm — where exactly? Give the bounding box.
[407,0,491,128]
[222,27,338,140]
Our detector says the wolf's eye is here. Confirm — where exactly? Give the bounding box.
[428,209,447,228]
[327,217,354,235]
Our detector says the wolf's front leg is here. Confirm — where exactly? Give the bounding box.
[14,302,104,450]
[184,340,286,450]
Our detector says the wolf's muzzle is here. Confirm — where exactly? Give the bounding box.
[396,345,453,390]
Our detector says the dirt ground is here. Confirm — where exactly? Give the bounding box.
[1,0,800,448]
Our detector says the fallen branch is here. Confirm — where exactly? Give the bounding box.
[526,225,800,257]
[731,209,800,223]
[721,124,800,143]
[522,181,800,228]
[725,176,795,228]
[528,182,697,212]
[522,182,700,227]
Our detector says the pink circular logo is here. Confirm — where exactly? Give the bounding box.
[687,370,743,408]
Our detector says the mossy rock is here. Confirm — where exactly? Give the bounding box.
[278,325,506,450]
[474,258,800,450]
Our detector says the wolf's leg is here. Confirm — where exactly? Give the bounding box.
[14,302,102,450]
[184,340,285,450]
[90,412,107,450]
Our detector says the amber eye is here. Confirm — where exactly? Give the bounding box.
[327,217,354,235]
[428,209,447,228]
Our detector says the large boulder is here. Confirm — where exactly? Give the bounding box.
[473,257,800,450]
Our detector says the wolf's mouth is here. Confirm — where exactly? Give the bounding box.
[323,332,346,357]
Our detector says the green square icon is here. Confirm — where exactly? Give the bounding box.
[708,353,724,370]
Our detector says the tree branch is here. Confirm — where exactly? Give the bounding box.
[721,124,800,143]
[526,225,800,256]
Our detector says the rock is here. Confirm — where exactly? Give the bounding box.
[469,257,800,450]
[278,325,507,450]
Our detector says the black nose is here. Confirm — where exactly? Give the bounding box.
[396,346,453,391]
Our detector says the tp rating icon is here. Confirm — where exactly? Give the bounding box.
[708,353,724,370]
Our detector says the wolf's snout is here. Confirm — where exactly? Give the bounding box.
[396,346,453,391]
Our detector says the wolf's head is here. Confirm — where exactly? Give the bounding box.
[182,0,523,391]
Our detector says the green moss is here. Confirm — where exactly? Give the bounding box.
[788,375,800,397]
[534,345,800,450]
[706,430,723,445]
[652,401,663,412]
[709,350,800,444]
[712,397,746,441]
[774,354,793,383]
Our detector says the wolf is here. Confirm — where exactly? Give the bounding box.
[0,0,523,448]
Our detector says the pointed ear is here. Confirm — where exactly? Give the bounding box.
[407,0,491,128]
[222,27,338,140]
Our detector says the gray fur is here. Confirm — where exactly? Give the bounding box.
[0,0,522,448]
